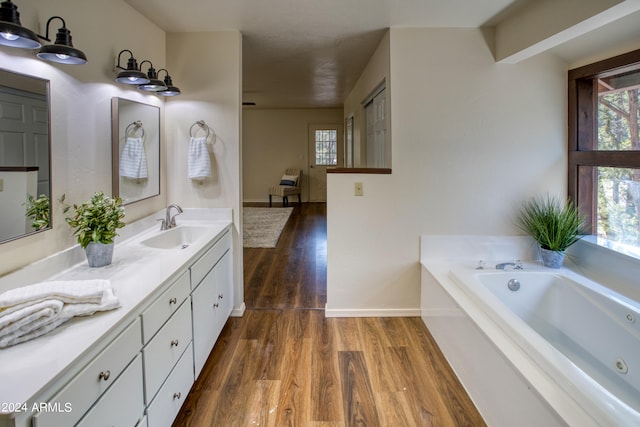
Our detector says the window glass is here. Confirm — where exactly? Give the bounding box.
[315,129,337,166]
[598,70,640,151]
[596,166,640,245]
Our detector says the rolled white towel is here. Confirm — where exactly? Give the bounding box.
[0,280,120,348]
[0,279,110,308]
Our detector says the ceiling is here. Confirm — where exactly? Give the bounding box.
[124,0,519,108]
[124,0,640,108]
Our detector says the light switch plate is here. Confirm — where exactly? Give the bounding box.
[354,182,363,196]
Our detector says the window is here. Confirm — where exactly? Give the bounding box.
[315,129,337,166]
[569,49,640,253]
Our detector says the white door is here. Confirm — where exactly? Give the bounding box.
[0,87,49,196]
[308,124,342,202]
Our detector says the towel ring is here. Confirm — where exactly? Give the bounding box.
[190,120,210,138]
[126,121,145,138]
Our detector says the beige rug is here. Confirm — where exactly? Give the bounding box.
[243,207,293,248]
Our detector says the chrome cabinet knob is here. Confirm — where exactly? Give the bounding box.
[169,297,177,305]
[170,339,179,347]
[98,370,111,381]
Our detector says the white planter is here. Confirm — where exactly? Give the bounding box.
[85,242,114,267]
[540,247,565,268]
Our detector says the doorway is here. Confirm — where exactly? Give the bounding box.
[308,124,343,202]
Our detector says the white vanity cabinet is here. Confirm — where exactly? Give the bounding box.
[0,218,234,427]
[191,232,233,377]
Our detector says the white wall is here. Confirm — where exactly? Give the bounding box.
[165,31,244,312]
[0,0,167,276]
[242,108,343,202]
[327,28,567,315]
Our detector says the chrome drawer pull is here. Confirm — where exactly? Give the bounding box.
[218,293,223,299]
[98,370,111,381]
[171,339,179,347]
[169,297,177,305]
[173,392,181,400]
[213,303,219,308]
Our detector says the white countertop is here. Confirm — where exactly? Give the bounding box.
[0,208,232,411]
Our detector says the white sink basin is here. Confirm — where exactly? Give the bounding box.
[140,226,210,249]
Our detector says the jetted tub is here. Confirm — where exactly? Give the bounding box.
[449,267,640,426]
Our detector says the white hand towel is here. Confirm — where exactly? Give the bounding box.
[188,136,212,179]
[0,280,120,348]
[119,137,148,179]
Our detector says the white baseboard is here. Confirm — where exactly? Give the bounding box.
[231,302,246,317]
[324,304,421,317]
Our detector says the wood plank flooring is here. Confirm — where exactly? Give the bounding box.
[173,203,486,427]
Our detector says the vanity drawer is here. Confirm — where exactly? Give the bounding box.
[32,318,142,427]
[143,299,192,402]
[190,230,231,290]
[76,354,144,427]
[146,342,194,427]
[141,270,190,344]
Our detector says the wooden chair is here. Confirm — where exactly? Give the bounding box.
[269,168,302,207]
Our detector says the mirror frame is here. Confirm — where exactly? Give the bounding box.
[0,69,51,244]
[111,97,161,205]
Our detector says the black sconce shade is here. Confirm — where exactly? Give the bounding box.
[115,50,150,85]
[0,0,40,49]
[138,60,167,92]
[157,69,181,96]
[36,16,87,64]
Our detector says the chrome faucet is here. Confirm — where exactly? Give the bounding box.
[496,260,523,270]
[160,204,183,230]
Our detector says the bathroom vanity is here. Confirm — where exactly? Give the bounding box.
[0,209,235,427]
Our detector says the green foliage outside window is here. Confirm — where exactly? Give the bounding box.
[597,88,640,246]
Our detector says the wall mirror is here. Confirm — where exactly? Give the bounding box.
[0,69,51,244]
[111,97,160,205]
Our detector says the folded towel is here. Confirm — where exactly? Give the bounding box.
[0,280,120,348]
[188,136,212,179]
[119,137,148,179]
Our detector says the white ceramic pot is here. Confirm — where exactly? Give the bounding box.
[85,242,114,267]
[540,247,565,268]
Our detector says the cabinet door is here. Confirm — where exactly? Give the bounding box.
[191,245,233,378]
[75,355,144,427]
[215,251,233,327]
[191,265,219,378]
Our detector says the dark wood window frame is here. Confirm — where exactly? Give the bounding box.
[568,48,640,234]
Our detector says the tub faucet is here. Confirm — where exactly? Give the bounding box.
[496,260,523,270]
[160,204,183,230]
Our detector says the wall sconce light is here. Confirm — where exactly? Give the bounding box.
[0,0,40,49]
[36,16,87,64]
[156,69,181,96]
[138,60,168,92]
[115,49,150,85]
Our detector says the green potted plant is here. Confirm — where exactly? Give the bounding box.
[63,192,126,267]
[24,194,50,230]
[516,195,585,268]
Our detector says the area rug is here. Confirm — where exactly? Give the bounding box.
[243,207,293,248]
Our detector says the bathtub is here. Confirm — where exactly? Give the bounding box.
[449,267,640,426]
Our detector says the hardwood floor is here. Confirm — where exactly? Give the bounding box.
[173,203,486,426]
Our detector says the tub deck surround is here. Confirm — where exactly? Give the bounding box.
[420,235,640,427]
[0,208,232,419]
